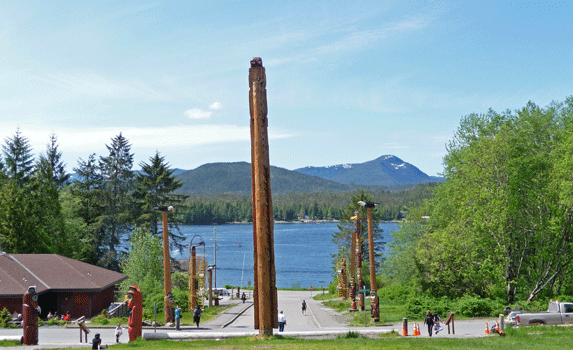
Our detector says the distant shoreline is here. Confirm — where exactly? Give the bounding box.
[226,219,341,225]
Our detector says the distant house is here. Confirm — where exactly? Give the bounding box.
[0,253,127,319]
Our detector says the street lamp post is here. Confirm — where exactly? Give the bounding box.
[358,201,380,322]
[154,205,174,324]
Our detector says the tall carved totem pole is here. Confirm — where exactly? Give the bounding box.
[249,57,278,336]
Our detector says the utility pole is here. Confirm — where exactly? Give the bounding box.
[358,201,380,322]
[249,57,278,336]
[155,206,174,324]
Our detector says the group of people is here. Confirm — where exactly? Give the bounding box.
[174,305,203,330]
[46,311,71,322]
[423,310,443,337]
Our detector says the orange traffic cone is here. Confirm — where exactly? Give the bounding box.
[485,323,490,334]
[416,323,421,336]
[495,321,500,332]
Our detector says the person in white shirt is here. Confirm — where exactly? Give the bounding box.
[277,311,286,332]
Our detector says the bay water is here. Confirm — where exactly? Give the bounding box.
[172,222,400,289]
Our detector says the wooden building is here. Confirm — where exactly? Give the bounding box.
[0,253,127,319]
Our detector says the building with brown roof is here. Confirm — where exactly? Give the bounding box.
[0,253,127,319]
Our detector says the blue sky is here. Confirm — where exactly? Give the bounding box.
[1,1,571,176]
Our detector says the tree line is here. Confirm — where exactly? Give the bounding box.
[384,97,573,304]
[181,184,437,224]
[0,130,185,271]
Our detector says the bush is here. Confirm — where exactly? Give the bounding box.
[47,317,67,326]
[0,307,11,328]
[455,295,503,317]
[378,283,414,300]
[90,314,110,325]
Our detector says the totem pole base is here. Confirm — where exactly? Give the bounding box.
[350,301,358,311]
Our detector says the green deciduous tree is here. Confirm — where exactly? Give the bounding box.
[120,227,164,313]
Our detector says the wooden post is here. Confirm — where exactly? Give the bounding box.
[249,57,278,336]
[366,207,379,321]
[208,268,213,307]
[445,312,455,334]
[161,210,174,324]
[356,212,364,311]
[190,246,197,309]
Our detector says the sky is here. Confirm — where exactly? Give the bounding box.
[1,1,572,176]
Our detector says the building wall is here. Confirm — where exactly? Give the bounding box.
[0,296,21,315]
[90,286,115,318]
[1,285,117,319]
[73,292,91,319]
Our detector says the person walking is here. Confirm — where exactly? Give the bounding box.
[193,305,202,328]
[241,292,247,303]
[114,323,123,343]
[302,300,307,316]
[424,310,434,337]
[277,310,286,332]
[174,306,182,331]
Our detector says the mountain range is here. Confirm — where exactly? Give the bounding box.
[294,155,444,187]
[175,155,443,195]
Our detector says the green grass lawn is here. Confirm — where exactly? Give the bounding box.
[321,296,408,326]
[10,325,572,350]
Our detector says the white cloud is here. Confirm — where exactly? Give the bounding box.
[209,102,222,110]
[184,108,213,120]
[0,124,293,154]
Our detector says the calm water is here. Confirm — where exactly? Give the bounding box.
[171,222,399,289]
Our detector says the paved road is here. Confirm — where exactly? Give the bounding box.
[0,291,496,349]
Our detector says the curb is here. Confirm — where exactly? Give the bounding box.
[222,303,254,328]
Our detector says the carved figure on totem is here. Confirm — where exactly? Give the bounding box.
[22,286,41,345]
[127,285,143,342]
[164,292,174,323]
[349,277,356,300]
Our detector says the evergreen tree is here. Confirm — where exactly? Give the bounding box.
[36,133,70,187]
[2,128,35,186]
[72,154,105,265]
[133,151,187,254]
[97,133,135,271]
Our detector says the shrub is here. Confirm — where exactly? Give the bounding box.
[455,295,502,317]
[337,331,361,339]
[90,314,110,325]
[0,307,11,328]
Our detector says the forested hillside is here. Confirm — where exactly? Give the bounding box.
[385,97,573,304]
[181,183,437,224]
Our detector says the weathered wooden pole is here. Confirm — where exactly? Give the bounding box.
[350,211,358,310]
[365,205,380,322]
[355,211,365,311]
[190,246,197,309]
[249,57,278,336]
[158,207,174,324]
[208,267,213,307]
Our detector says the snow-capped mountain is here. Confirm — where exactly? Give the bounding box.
[294,155,444,187]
